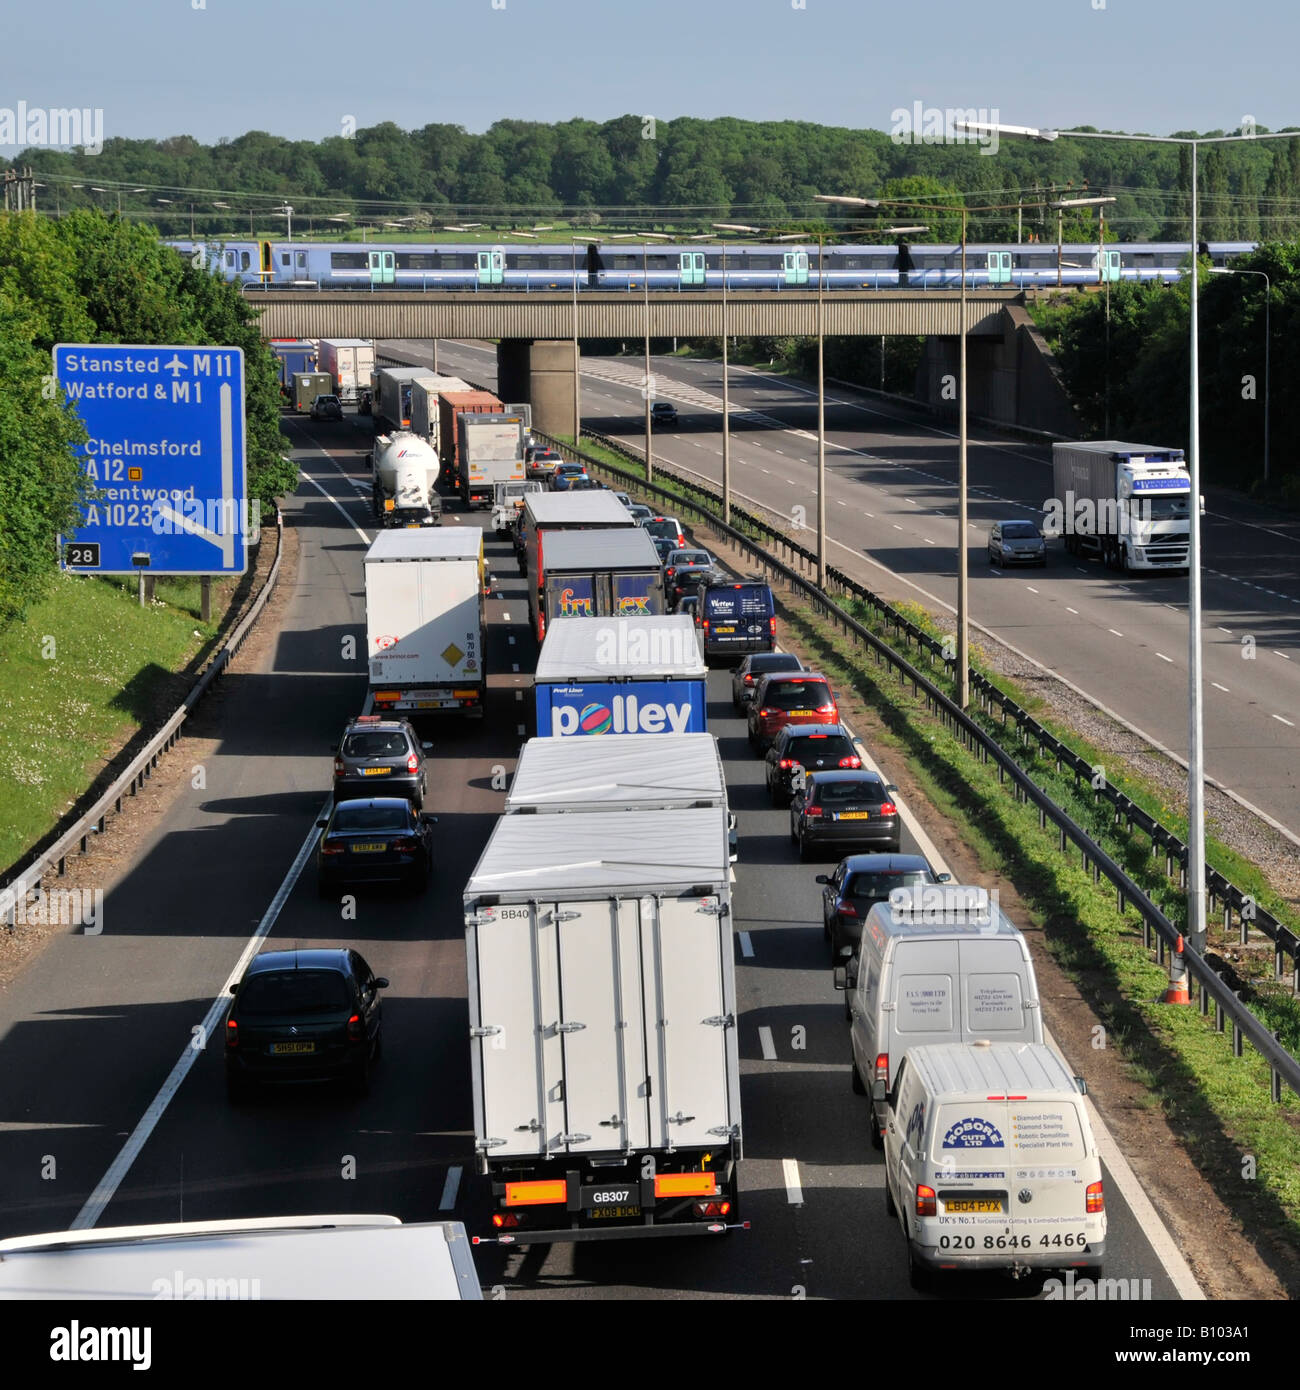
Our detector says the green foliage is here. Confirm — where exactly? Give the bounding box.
[0,209,294,630]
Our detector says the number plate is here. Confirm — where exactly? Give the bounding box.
[587,1206,642,1220]
[714,626,735,634]
[836,811,870,820]
[362,767,391,776]
[269,1041,316,1055]
[789,709,814,716]
[350,842,387,853]
[945,1198,1003,1213]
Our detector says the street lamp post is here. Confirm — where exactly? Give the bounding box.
[644,242,653,484]
[722,243,730,524]
[571,240,581,445]
[961,119,1300,963]
[1209,267,1271,483]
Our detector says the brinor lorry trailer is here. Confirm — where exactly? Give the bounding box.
[463,806,743,1243]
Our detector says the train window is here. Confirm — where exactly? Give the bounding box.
[331,252,369,270]
[296,252,307,270]
[743,255,781,270]
[280,253,290,267]
[240,252,251,271]
[225,251,235,268]
[397,253,442,270]
[513,255,546,269]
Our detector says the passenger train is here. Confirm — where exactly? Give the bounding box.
[164,238,1256,291]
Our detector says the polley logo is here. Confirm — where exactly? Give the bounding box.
[0,101,104,156]
[552,694,694,736]
[889,102,999,155]
[50,1322,150,1370]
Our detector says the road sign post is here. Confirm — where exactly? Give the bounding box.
[54,344,249,576]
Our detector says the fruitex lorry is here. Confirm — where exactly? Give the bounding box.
[463,805,744,1244]
[520,492,639,637]
[364,528,485,716]
[1049,440,1199,572]
[532,615,707,737]
[533,527,665,640]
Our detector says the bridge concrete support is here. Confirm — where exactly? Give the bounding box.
[497,339,580,439]
[916,305,1080,437]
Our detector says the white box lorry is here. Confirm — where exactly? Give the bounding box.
[463,806,744,1243]
[1049,440,1197,571]
[364,529,485,716]
[410,375,470,452]
[317,338,375,405]
[458,412,526,509]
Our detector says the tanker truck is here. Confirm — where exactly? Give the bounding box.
[371,431,442,528]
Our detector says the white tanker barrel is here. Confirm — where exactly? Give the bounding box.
[372,431,442,525]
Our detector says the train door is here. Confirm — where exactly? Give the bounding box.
[294,249,310,282]
[987,251,1012,285]
[368,251,395,286]
[679,251,705,286]
[258,241,273,283]
[477,248,504,285]
[782,250,809,286]
[1100,249,1121,283]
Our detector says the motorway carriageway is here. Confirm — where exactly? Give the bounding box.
[0,414,1197,1301]
[387,338,1300,850]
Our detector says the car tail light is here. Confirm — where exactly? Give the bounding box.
[391,835,419,851]
[333,758,345,776]
[702,619,709,631]
[836,899,858,917]
[875,1053,889,1083]
[320,839,345,856]
[743,673,754,685]
[1086,1180,1105,1214]
[347,1014,364,1041]
[769,616,777,636]
[406,752,419,773]
[692,1200,732,1218]
[491,1212,522,1229]
[815,702,837,715]
[778,758,795,769]
[915,1184,937,1218]
[760,707,777,718]
[839,756,862,768]
[804,804,823,818]
[879,801,897,816]
[225,1018,239,1049]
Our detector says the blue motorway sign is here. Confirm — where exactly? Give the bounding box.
[54,344,248,575]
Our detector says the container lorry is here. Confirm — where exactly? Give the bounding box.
[532,527,666,642]
[317,339,375,405]
[520,491,640,628]
[292,371,334,414]
[364,529,485,715]
[533,615,707,736]
[458,412,526,509]
[270,340,318,404]
[374,367,425,433]
[463,804,743,1244]
[371,432,441,527]
[411,375,470,452]
[1049,440,1199,572]
[438,390,505,488]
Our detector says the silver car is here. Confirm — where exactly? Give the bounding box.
[988,519,1046,567]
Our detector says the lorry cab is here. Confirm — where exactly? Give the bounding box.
[882,1041,1105,1291]
[835,886,1042,1147]
[492,479,542,536]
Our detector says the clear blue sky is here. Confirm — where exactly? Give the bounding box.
[3,0,1297,152]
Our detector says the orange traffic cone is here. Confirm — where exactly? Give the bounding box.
[1163,934,1191,1005]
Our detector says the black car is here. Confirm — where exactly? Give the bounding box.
[789,770,901,860]
[817,853,951,966]
[651,401,678,426]
[310,393,343,421]
[765,724,861,805]
[316,797,436,895]
[663,548,716,601]
[649,534,679,564]
[225,948,387,1099]
[332,715,430,807]
[731,651,804,711]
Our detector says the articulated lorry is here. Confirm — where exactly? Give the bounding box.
[463,803,743,1244]
[317,339,375,405]
[364,529,485,716]
[533,615,706,736]
[371,432,441,527]
[520,492,639,633]
[439,390,505,488]
[532,528,666,642]
[411,376,470,453]
[373,367,425,433]
[1049,440,1199,572]
[459,412,526,509]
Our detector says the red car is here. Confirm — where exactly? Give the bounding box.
[747,672,839,752]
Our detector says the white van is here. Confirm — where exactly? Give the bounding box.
[833,887,1042,1146]
[882,1041,1106,1290]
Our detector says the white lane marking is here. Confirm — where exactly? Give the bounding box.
[783,1158,804,1206]
[1157,653,1174,663]
[760,468,771,474]
[1211,682,1230,692]
[300,473,373,546]
[1218,626,1232,634]
[517,724,526,735]
[1066,607,1079,615]
[863,512,874,519]
[439,1165,463,1210]
[758,1026,777,1061]
[1026,586,1039,594]
[508,635,516,645]
[924,538,935,545]
[835,499,846,506]
[892,524,903,531]
[1109,628,1124,638]
[502,611,510,620]
[512,663,519,673]
[515,689,523,700]
[738,930,755,958]
[1277,651,1292,660]
[1274,714,1296,727]
[72,798,332,1228]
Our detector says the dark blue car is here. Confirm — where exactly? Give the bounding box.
[316,797,436,895]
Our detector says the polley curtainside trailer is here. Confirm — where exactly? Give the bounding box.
[463,806,745,1244]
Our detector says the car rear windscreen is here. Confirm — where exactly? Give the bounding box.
[787,735,855,762]
[763,679,830,710]
[331,805,412,832]
[342,732,409,759]
[846,870,930,899]
[238,971,351,1015]
[814,776,885,802]
[932,1103,1087,1165]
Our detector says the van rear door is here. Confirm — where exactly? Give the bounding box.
[957,938,1039,1040]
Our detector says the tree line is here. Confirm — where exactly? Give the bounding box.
[0,211,294,630]
[12,115,1300,243]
